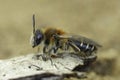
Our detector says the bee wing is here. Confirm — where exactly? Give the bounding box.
[54,34,72,39]
[69,35,102,47]
[55,34,102,47]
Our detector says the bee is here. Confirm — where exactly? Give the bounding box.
[30,14,101,60]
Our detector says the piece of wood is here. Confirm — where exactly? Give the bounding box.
[0,53,94,80]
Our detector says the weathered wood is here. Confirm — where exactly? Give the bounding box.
[0,53,95,80]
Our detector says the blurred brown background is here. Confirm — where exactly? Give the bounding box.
[0,0,120,80]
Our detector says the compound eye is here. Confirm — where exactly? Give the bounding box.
[36,34,42,44]
[33,30,44,48]
[37,33,43,40]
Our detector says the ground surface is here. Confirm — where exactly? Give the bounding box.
[0,0,120,80]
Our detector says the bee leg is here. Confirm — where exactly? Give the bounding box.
[45,46,59,58]
[43,45,48,53]
[41,45,50,61]
[83,55,97,66]
[53,47,59,53]
[32,54,44,60]
[42,45,57,60]
[41,54,49,61]
[74,51,86,58]
[42,46,59,67]
[32,46,42,60]
[48,46,59,54]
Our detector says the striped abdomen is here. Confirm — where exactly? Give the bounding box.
[76,41,96,53]
[69,40,98,55]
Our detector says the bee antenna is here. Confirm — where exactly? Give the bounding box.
[32,14,35,34]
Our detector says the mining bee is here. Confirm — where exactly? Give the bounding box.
[30,14,101,61]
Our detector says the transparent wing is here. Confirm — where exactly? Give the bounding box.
[54,34,102,47]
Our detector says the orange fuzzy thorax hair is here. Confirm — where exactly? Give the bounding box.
[44,28,65,37]
[44,28,66,44]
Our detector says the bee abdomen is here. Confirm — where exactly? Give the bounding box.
[74,41,97,54]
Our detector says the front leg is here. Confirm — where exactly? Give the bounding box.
[42,45,51,61]
[43,45,60,60]
[43,46,59,54]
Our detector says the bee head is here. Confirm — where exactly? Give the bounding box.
[32,29,44,48]
[31,14,44,48]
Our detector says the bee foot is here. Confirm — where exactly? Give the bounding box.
[32,54,43,60]
[40,54,52,62]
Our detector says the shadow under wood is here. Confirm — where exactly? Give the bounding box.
[73,56,116,76]
[10,72,86,80]
[90,58,116,76]
[10,73,61,80]
[73,56,97,72]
